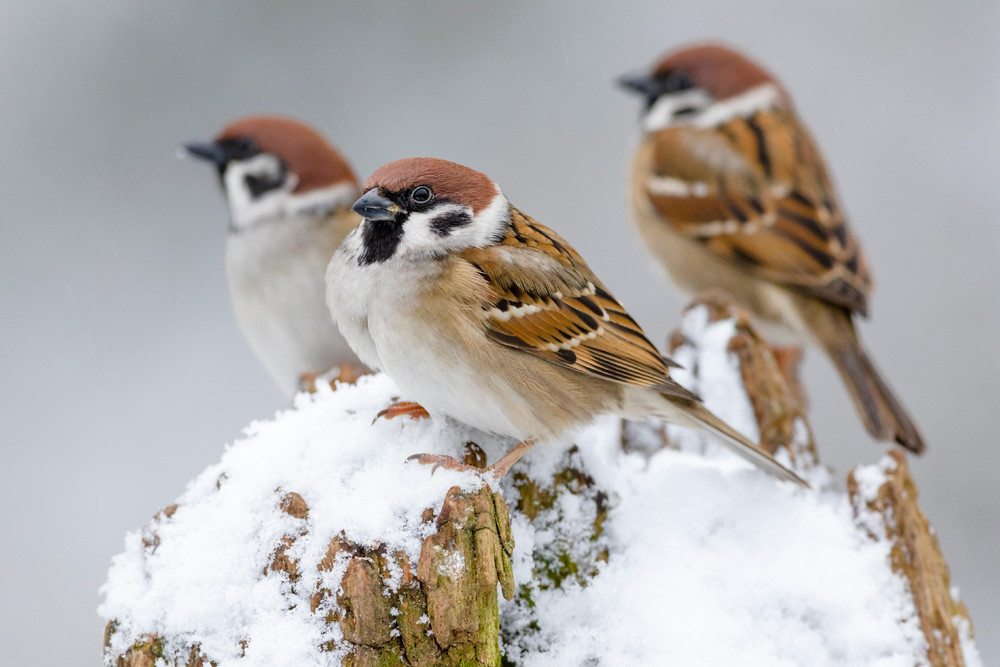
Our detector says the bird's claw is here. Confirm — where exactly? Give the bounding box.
[406,453,486,477]
[375,401,430,422]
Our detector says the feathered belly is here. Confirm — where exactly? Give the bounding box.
[368,315,540,439]
[368,300,619,442]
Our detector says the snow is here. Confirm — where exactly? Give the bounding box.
[666,305,761,459]
[99,373,496,666]
[853,456,897,504]
[99,308,980,666]
[955,615,984,666]
[503,419,929,667]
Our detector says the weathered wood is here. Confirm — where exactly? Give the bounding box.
[667,290,817,465]
[848,450,977,667]
[108,486,514,667]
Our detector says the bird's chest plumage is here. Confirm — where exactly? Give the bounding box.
[337,255,534,439]
[227,214,354,394]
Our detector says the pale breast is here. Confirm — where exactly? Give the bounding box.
[364,258,622,441]
[227,212,357,396]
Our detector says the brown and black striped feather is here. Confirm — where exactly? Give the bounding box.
[459,209,697,401]
[645,106,873,316]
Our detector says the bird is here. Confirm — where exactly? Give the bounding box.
[618,43,925,454]
[183,115,365,398]
[325,157,807,485]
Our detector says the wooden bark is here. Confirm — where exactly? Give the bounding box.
[105,485,514,667]
[848,450,977,667]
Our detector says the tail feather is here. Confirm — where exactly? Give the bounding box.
[807,306,925,454]
[679,403,810,487]
[827,341,925,454]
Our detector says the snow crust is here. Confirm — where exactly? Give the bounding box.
[99,309,978,666]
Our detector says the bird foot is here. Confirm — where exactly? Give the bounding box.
[407,439,536,480]
[406,453,487,476]
[298,371,321,394]
[331,363,369,386]
[298,364,370,394]
[376,401,430,421]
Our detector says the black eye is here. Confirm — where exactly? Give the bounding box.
[410,186,433,205]
[228,137,259,160]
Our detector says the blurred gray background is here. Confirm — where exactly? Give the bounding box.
[1,0,996,663]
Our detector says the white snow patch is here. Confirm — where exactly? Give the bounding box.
[853,455,897,504]
[501,416,931,666]
[666,305,760,456]
[954,615,984,667]
[435,546,466,578]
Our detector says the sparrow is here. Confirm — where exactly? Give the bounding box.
[619,43,925,453]
[326,157,806,485]
[184,115,364,398]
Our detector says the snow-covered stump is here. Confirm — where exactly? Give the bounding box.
[849,451,981,667]
[104,484,514,667]
[101,294,983,666]
[104,486,514,667]
[100,374,523,667]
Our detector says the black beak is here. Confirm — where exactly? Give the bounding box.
[182,141,229,168]
[352,190,400,221]
[617,70,661,101]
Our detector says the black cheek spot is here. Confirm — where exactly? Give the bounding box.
[244,169,286,198]
[430,210,473,237]
[359,218,406,265]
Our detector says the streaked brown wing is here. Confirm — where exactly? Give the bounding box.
[459,209,696,401]
[645,107,872,316]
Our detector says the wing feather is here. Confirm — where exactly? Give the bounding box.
[460,210,697,401]
[645,107,872,315]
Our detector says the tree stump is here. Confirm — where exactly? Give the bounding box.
[105,485,514,667]
[101,293,981,666]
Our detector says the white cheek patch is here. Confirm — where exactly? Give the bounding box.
[470,189,512,244]
[223,155,294,229]
[694,83,781,128]
[642,89,713,132]
[641,83,781,133]
[224,157,358,231]
[396,187,511,259]
[395,203,472,258]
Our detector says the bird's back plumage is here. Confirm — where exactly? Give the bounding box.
[643,106,872,315]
